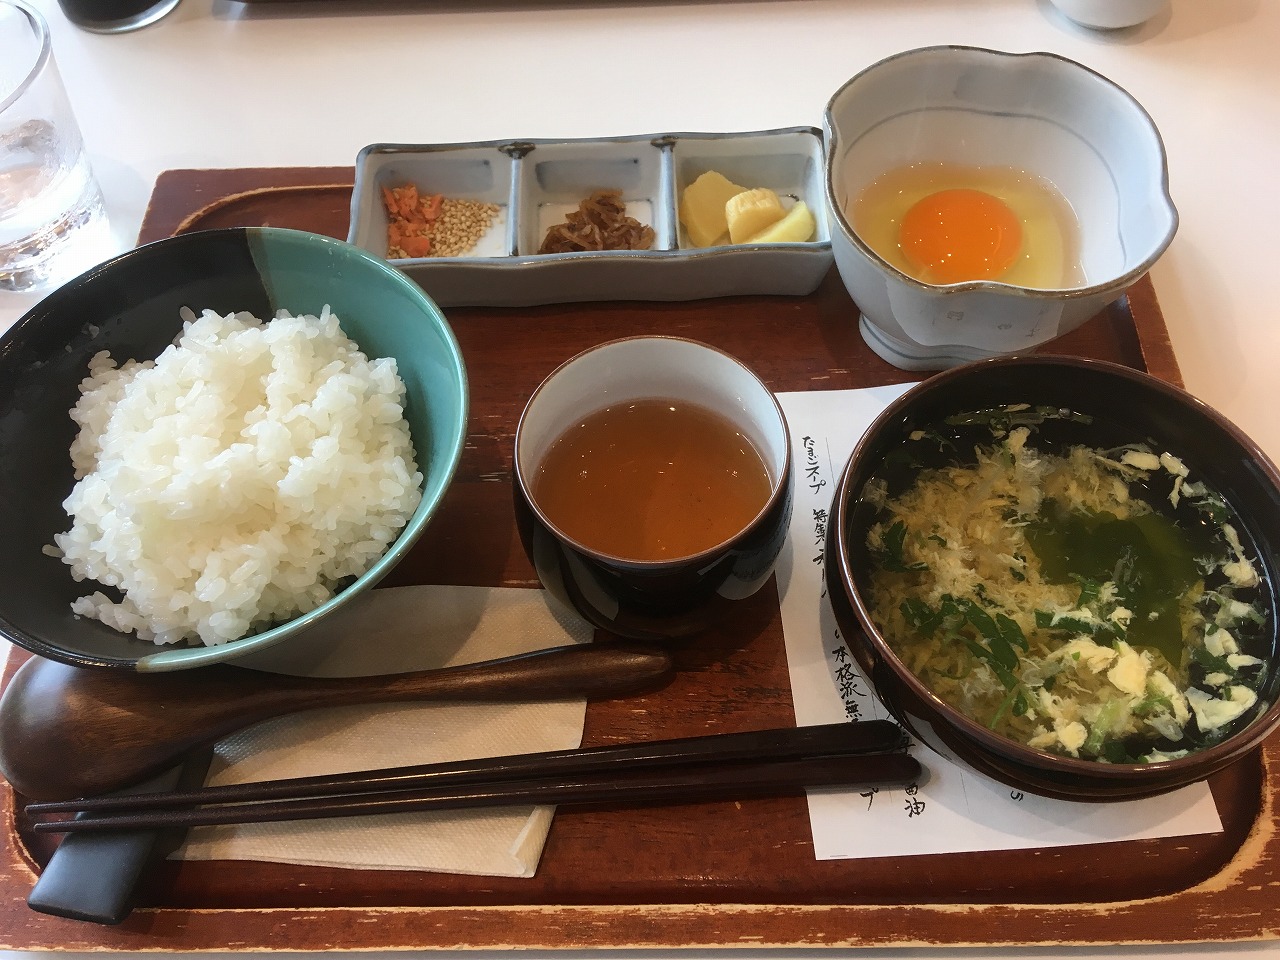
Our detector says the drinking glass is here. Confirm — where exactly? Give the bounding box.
[0,0,112,291]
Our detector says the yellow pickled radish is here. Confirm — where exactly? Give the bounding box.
[745,201,816,244]
[725,188,787,244]
[679,171,747,247]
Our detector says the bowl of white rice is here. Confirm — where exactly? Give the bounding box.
[0,227,468,671]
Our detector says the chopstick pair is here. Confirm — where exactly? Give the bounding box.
[26,721,921,834]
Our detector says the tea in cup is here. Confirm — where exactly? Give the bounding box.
[513,336,792,641]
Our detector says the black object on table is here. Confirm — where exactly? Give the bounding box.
[57,0,180,34]
[26,750,213,925]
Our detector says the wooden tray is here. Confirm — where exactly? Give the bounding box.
[2,166,1276,952]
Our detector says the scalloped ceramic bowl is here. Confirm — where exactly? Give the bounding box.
[825,356,1280,801]
[0,227,468,671]
[824,46,1178,371]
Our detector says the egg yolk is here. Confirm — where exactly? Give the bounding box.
[899,188,1023,284]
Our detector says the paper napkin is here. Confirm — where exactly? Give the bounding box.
[172,583,593,877]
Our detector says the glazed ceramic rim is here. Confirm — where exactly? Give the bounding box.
[822,45,1179,301]
[513,335,791,569]
[830,354,1280,783]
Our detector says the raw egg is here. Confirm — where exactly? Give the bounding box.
[899,188,1022,284]
[850,163,1083,288]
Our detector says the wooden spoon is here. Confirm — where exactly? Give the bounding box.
[0,643,673,802]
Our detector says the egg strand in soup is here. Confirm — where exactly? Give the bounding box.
[850,162,1085,288]
[863,407,1269,763]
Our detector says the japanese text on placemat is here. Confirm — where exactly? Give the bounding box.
[802,436,828,598]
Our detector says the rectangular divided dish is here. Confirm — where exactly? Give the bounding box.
[348,127,832,307]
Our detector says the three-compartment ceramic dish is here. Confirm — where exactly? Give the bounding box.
[347,127,832,307]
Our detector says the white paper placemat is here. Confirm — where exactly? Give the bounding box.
[775,385,1223,861]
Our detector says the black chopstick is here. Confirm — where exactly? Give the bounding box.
[30,752,922,834]
[28,720,908,815]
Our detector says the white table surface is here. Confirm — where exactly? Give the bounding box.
[1,0,1278,956]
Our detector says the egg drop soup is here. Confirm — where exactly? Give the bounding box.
[851,162,1084,288]
[862,406,1270,764]
[531,398,773,563]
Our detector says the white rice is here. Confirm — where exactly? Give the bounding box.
[50,306,424,647]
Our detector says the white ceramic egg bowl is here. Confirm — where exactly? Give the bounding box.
[823,45,1178,370]
[348,128,832,308]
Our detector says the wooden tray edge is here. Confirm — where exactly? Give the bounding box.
[6,169,1276,952]
[1,732,1277,950]
[1124,272,1183,386]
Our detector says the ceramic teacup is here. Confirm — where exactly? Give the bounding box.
[513,336,792,641]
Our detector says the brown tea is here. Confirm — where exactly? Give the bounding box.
[531,397,773,562]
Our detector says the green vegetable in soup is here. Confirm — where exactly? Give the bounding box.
[1026,502,1202,664]
[864,411,1269,763]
